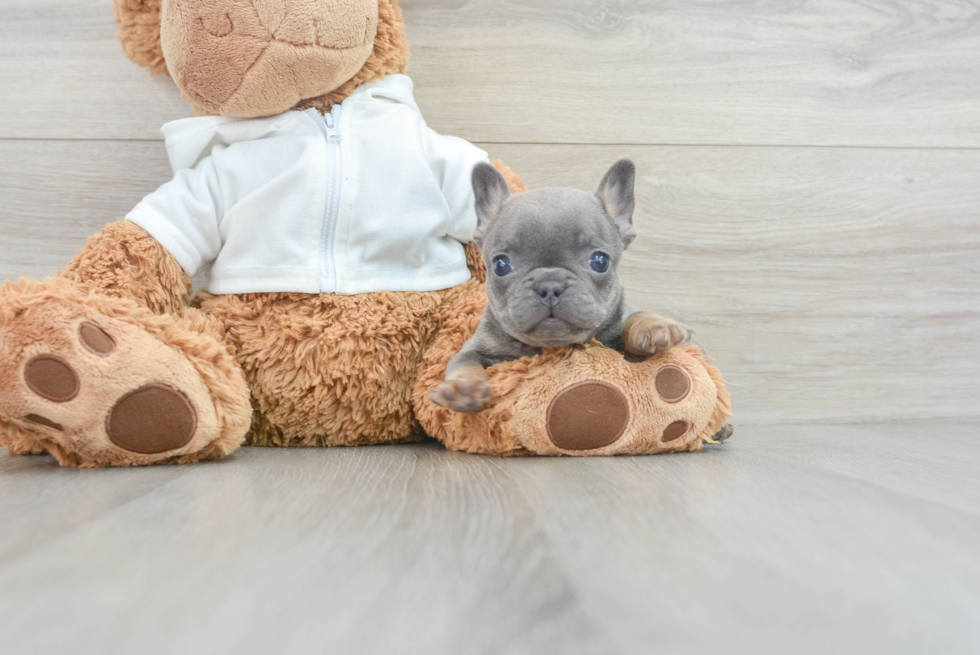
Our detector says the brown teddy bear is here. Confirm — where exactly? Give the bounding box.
[0,0,731,467]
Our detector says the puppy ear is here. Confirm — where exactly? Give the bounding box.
[597,159,637,248]
[472,162,512,248]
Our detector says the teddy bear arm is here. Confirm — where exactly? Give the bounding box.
[61,220,192,315]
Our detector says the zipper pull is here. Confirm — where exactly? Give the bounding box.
[324,112,341,142]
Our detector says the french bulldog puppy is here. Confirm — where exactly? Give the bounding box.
[430,159,696,414]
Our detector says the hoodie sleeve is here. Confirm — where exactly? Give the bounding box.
[421,128,489,244]
[125,156,224,278]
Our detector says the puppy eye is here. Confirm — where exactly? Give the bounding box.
[590,251,610,273]
[493,255,513,277]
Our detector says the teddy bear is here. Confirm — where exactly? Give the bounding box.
[0,0,732,467]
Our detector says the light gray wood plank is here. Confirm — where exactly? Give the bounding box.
[740,420,980,517]
[0,445,613,655]
[408,0,980,148]
[0,0,190,141]
[2,421,980,654]
[0,139,168,281]
[4,139,976,422]
[498,420,980,655]
[0,451,191,565]
[2,0,980,146]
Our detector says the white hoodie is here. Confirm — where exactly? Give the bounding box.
[126,75,489,295]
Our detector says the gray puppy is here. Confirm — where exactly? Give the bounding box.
[430,159,701,415]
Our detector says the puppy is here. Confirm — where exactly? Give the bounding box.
[430,159,699,415]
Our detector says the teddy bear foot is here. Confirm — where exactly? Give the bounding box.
[418,342,733,457]
[518,346,731,455]
[0,279,251,467]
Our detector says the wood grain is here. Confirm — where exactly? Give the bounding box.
[1,0,979,146]
[1,139,977,422]
[0,451,191,565]
[0,445,613,655]
[499,421,980,654]
[2,423,980,654]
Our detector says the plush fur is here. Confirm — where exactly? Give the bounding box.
[0,0,732,466]
[114,0,168,75]
[295,0,410,115]
[195,287,444,447]
[62,220,192,315]
[113,0,409,117]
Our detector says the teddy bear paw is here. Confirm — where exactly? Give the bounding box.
[0,284,248,467]
[505,345,730,456]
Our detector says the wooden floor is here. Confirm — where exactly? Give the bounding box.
[1,1,980,652]
[2,421,980,654]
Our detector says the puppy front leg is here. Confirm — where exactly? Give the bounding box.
[429,346,493,413]
[429,315,529,413]
[621,312,693,356]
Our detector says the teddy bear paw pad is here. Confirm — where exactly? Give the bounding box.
[662,420,689,442]
[546,380,630,451]
[655,365,691,403]
[23,354,80,402]
[105,384,197,454]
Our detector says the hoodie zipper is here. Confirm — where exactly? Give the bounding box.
[319,106,343,293]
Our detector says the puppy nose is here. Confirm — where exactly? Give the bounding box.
[536,281,566,308]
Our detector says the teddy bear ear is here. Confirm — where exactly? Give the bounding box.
[113,0,169,76]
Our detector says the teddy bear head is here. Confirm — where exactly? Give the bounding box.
[113,0,409,117]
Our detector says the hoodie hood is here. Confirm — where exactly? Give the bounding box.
[159,74,418,172]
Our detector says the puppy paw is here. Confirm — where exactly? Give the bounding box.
[622,313,693,357]
[711,423,734,442]
[429,368,492,413]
